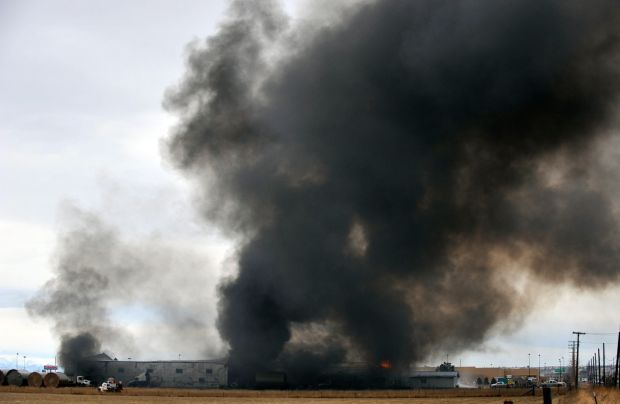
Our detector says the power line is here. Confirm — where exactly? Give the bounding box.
[584,332,617,336]
[580,341,618,345]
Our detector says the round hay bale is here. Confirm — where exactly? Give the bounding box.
[27,371,45,387]
[6,370,29,386]
[43,372,71,388]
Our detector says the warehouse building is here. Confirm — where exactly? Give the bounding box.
[79,353,227,388]
[409,371,459,389]
[79,354,465,389]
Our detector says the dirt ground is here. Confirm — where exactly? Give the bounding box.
[0,393,548,404]
[0,386,584,404]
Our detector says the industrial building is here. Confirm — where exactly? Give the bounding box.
[76,354,479,389]
[409,371,459,388]
[79,353,227,388]
[456,366,563,387]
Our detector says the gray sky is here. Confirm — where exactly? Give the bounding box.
[0,0,617,371]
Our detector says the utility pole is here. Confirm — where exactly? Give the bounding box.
[598,348,601,385]
[603,343,606,386]
[569,341,576,386]
[593,355,596,384]
[573,331,585,388]
[615,331,620,388]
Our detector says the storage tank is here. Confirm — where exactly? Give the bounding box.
[43,372,72,388]
[27,371,45,387]
[6,370,29,386]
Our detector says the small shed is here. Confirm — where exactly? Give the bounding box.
[409,371,458,389]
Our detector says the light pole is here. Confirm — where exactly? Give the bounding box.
[528,353,531,377]
[562,357,565,381]
[559,358,562,382]
[538,354,541,381]
[23,355,26,370]
[16,352,19,369]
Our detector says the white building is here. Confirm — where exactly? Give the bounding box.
[409,371,459,388]
[80,354,227,388]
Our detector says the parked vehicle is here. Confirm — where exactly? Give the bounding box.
[98,377,123,392]
[541,379,565,387]
[76,375,91,386]
[491,381,509,388]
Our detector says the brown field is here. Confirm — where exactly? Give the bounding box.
[0,386,580,403]
[555,387,620,404]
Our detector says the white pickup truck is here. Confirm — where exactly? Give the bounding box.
[76,375,91,386]
[542,379,566,387]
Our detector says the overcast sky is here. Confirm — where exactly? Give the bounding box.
[0,0,618,371]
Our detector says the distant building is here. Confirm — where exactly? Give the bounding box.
[79,354,227,388]
[409,371,458,388]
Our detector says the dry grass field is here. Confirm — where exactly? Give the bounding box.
[0,386,576,404]
[555,387,620,404]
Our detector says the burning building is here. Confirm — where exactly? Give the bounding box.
[163,0,620,384]
[77,355,451,390]
[27,0,620,388]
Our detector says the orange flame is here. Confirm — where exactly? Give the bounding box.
[379,360,392,369]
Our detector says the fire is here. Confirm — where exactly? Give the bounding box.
[379,360,392,369]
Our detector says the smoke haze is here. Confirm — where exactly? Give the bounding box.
[164,0,620,381]
[27,204,224,374]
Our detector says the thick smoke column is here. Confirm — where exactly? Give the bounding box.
[27,206,131,374]
[166,0,620,381]
[27,204,223,374]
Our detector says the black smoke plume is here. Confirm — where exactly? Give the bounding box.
[57,332,101,376]
[165,0,620,383]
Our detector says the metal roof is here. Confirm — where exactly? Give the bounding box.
[410,371,458,377]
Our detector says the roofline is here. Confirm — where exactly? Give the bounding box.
[80,359,227,364]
